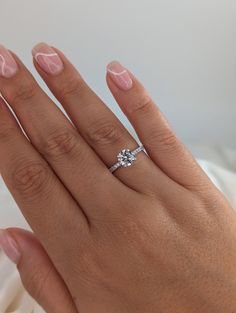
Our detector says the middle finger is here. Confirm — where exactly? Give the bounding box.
[0,45,123,217]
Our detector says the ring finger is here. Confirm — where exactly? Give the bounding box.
[32,43,174,195]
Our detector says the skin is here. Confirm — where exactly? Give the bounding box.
[0,45,236,313]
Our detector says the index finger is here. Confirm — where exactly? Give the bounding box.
[0,96,89,263]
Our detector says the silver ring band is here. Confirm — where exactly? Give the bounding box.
[109,145,145,173]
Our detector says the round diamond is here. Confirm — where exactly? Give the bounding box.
[117,149,136,167]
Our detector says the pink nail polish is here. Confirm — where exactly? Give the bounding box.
[0,229,21,264]
[32,42,64,75]
[107,61,133,91]
[0,45,18,78]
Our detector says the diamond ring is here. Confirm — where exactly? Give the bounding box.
[109,145,145,173]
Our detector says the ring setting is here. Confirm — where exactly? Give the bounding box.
[118,149,136,167]
[109,145,145,173]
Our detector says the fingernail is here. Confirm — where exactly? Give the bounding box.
[107,61,133,91]
[0,229,21,264]
[32,42,64,75]
[0,45,19,78]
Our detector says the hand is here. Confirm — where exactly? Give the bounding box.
[0,43,235,313]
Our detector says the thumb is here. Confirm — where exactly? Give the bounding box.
[0,227,77,313]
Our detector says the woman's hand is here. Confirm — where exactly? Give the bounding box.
[0,43,235,313]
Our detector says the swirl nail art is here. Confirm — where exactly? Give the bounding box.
[107,61,133,90]
[0,45,18,78]
[32,43,64,75]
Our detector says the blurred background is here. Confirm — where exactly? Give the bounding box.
[1,0,236,147]
[0,0,236,228]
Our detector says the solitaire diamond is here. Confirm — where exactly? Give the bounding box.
[117,149,137,167]
[109,145,145,173]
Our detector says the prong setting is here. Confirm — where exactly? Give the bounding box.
[117,149,136,168]
[109,145,145,173]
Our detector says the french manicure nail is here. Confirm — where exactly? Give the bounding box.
[32,42,64,75]
[0,45,19,78]
[107,61,133,91]
[0,229,21,264]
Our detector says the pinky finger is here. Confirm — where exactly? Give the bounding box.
[0,228,77,313]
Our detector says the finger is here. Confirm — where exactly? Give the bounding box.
[106,61,214,192]
[31,43,170,196]
[0,96,89,272]
[0,228,78,313]
[0,44,122,216]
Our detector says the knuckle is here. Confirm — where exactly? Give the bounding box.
[59,75,84,99]
[129,93,152,114]
[0,125,17,142]
[156,130,177,147]
[12,161,48,198]
[9,80,38,104]
[86,121,124,146]
[147,128,178,152]
[39,128,78,159]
